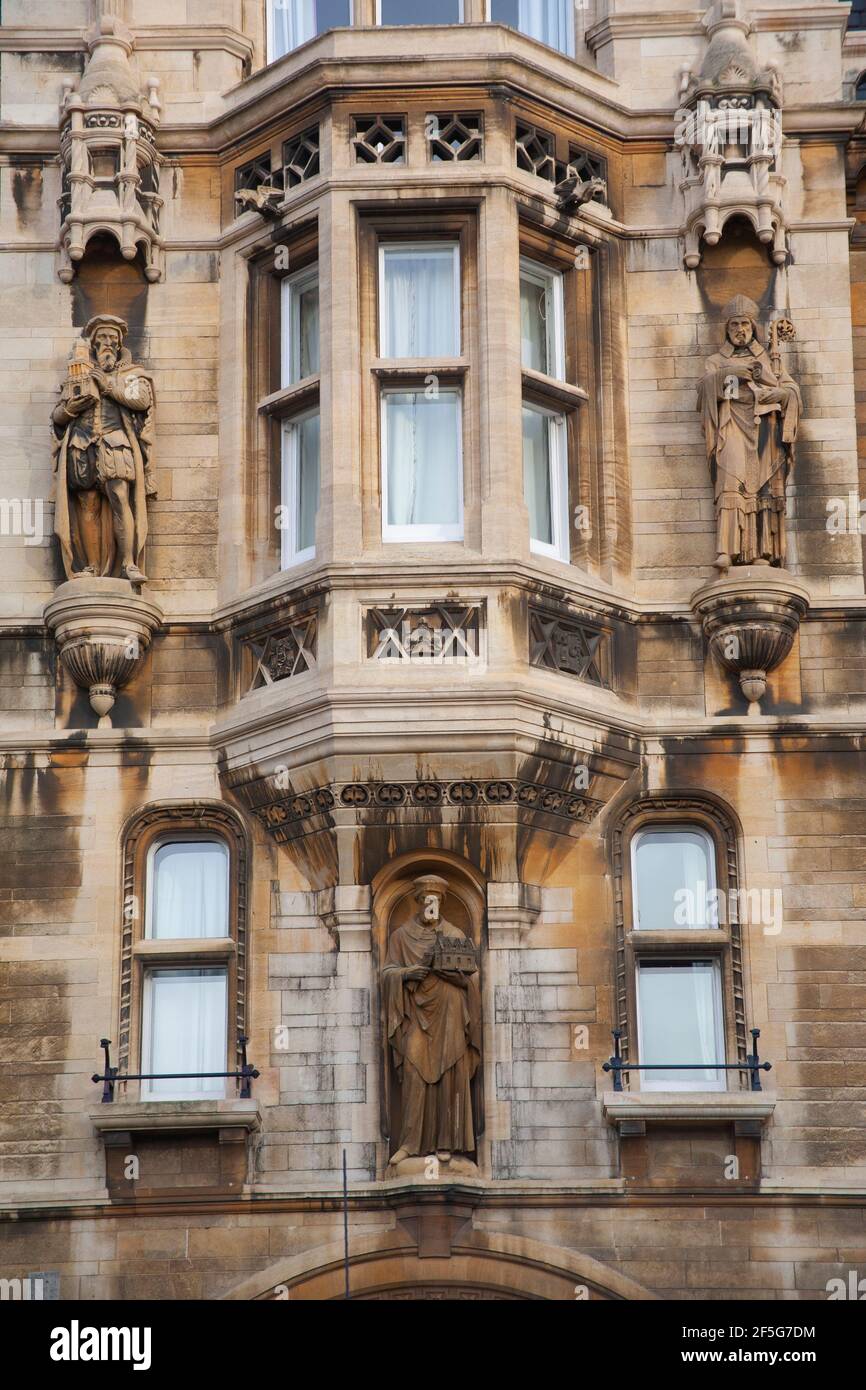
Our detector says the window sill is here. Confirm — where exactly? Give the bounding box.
[522,368,588,412]
[258,376,320,417]
[132,936,236,962]
[91,1099,262,1136]
[626,928,730,950]
[602,1090,775,1135]
[372,359,469,383]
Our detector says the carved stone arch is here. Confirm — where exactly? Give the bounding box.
[220,1230,659,1302]
[371,850,487,1157]
[609,791,748,1068]
[117,799,251,1077]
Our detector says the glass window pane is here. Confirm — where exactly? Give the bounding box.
[294,280,319,381]
[637,961,722,1088]
[520,272,550,374]
[633,829,715,930]
[522,406,553,546]
[490,0,574,56]
[385,392,460,529]
[296,412,320,553]
[381,246,459,357]
[149,840,229,940]
[271,0,351,59]
[143,969,227,1099]
[380,0,461,21]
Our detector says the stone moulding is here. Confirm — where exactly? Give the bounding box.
[43,577,163,727]
[57,14,164,283]
[690,566,810,714]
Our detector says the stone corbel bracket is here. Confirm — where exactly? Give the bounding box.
[486,882,541,949]
[691,566,810,714]
[317,884,372,952]
[44,578,163,728]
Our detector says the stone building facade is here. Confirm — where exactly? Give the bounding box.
[1,0,865,1302]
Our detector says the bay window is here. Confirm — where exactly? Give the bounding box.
[489,0,575,56]
[382,389,462,541]
[267,1,352,62]
[377,239,464,543]
[377,0,463,21]
[523,404,567,560]
[520,256,573,561]
[281,409,321,565]
[380,244,461,359]
[279,262,320,566]
[282,265,320,386]
[520,258,565,378]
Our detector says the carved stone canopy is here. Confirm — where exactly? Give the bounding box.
[58,14,163,283]
[675,2,786,269]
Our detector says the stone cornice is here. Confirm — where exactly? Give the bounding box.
[0,25,254,61]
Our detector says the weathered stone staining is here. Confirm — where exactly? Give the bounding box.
[1,0,866,1307]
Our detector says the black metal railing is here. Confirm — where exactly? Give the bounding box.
[91,1037,260,1103]
[603,1028,771,1093]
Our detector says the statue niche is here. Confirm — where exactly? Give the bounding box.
[52,313,156,584]
[697,294,799,572]
[380,873,483,1178]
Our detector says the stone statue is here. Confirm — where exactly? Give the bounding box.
[696,295,800,571]
[52,315,156,584]
[382,874,482,1172]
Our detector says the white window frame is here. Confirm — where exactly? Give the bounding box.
[140,966,228,1101]
[267,1,355,64]
[378,241,462,359]
[523,402,568,562]
[380,387,464,544]
[281,263,319,388]
[635,959,726,1093]
[519,256,565,381]
[144,835,231,941]
[485,0,575,58]
[281,407,320,568]
[630,825,718,931]
[376,0,464,23]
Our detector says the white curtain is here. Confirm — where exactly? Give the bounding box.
[151,841,228,939]
[639,962,720,1088]
[522,407,552,545]
[272,0,316,60]
[382,248,458,358]
[519,0,573,55]
[386,393,460,527]
[144,969,227,1099]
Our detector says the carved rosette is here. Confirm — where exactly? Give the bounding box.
[691,567,809,713]
[44,579,163,727]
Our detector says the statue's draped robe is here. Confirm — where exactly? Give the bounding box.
[52,356,156,580]
[696,338,800,565]
[383,917,481,1156]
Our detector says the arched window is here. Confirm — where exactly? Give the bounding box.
[119,806,249,1102]
[613,800,748,1094]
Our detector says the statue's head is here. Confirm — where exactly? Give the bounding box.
[413,874,449,925]
[85,314,129,371]
[723,295,760,349]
